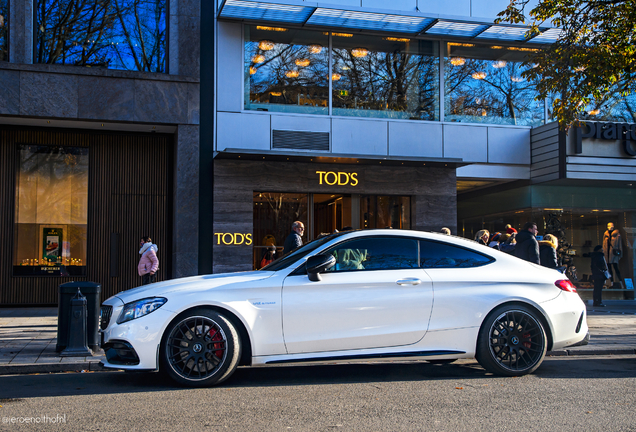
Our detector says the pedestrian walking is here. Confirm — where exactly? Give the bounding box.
[539,233,559,269]
[282,221,304,256]
[590,245,609,307]
[138,235,159,285]
[513,222,540,264]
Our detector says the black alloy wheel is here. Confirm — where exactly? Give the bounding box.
[161,309,241,387]
[476,305,547,376]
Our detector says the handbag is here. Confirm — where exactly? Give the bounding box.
[613,248,621,257]
[603,270,611,280]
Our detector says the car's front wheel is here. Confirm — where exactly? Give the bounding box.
[476,305,547,376]
[161,309,241,387]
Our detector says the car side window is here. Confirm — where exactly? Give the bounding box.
[323,237,419,272]
[420,240,494,268]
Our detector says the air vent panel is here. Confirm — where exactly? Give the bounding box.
[272,130,329,151]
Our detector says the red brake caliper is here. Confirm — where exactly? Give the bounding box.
[209,327,224,358]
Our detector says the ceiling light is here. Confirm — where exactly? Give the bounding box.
[270,92,282,96]
[341,65,350,70]
[450,57,465,66]
[252,54,265,64]
[295,58,310,67]
[588,109,600,115]
[258,40,274,51]
[329,32,353,37]
[256,26,288,32]
[384,37,410,42]
[308,44,323,54]
[286,70,299,78]
[351,47,369,58]
[249,66,257,75]
[492,60,507,68]
[332,73,341,81]
[511,77,524,82]
[472,71,487,80]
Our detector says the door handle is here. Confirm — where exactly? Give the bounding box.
[396,278,422,286]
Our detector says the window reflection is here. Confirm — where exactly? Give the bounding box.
[245,26,329,115]
[14,145,89,276]
[0,0,6,61]
[582,88,636,122]
[35,0,166,72]
[445,43,543,126]
[361,195,410,229]
[332,35,439,120]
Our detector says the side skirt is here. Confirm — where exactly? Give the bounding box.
[265,350,465,365]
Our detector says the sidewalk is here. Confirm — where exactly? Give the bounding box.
[1,301,635,376]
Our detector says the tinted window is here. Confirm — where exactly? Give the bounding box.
[324,237,419,272]
[420,240,494,268]
[261,233,345,272]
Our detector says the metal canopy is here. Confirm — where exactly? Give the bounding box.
[218,0,561,44]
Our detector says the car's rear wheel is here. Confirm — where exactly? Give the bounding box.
[476,305,547,376]
[161,309,241,387]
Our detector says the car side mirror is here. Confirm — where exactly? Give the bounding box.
[306,254,336,282]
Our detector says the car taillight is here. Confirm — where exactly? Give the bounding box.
[555,279,577,293]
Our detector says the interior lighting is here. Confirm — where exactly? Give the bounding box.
[258,40,275,51]
[508,47,539,52]
[351,47,369,58]
[491,46,504,49]
[471,71,487,80]
[384,37,410,42]
[308,44,323,54]
[252,54,265,64]
[270,92,282,96]
[249,66,257,75]
[295,58,310,67]
[328,32,353,37]
[448,42,475,47]
[588,109,600,115]
[341,65,350,70]
[332,73,341,81]
[257,26,288,32]
[511,77,524,82]
[286,70,299,78]
[492,60,507,68]
[450,57,466,66]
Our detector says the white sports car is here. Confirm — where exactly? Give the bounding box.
[100,229,588,386]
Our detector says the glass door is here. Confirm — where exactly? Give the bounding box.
[313,194,352,238]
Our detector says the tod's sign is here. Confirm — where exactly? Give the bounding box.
[575,122,636,156]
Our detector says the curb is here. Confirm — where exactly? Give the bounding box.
[2,348,636,376]
[0,361,106,376]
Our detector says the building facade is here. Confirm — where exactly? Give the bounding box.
[0,0,200,304]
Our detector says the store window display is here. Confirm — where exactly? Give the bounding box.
[13,145,88,276]
[603,222,623,284]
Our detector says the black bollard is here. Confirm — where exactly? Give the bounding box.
[60,288,93,357]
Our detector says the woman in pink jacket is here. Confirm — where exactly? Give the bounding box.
[138,236,159,285]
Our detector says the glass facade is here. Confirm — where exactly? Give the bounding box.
[35,0,166,72]
[244,25,547,126]
[361,195,410,229]
[582,90,636,123]
[444,43,543,126]
[332,34,439,120]
[245,26,329,115]
[13,145,89,276]
[0,0,7,61]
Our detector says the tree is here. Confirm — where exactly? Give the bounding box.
[497,0,636,128]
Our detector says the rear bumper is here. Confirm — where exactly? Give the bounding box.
[541,292,588,350]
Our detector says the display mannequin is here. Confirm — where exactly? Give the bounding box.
[602,222,623,283]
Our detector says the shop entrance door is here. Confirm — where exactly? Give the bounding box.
[312,194,352,238]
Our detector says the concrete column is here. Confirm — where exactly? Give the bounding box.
[173,124,200,277]
[169,0,200,77]
[9,0,33,64]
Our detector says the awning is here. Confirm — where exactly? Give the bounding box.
[218,0,561,44]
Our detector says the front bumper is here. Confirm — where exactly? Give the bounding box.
[100,297,175,370]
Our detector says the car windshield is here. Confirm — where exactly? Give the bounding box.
[260,232,346,272]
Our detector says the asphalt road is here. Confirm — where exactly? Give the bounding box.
[1,356,635,431]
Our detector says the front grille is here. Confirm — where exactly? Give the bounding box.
[100,305,113,330]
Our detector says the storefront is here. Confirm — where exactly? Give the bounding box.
[458,121,636,298]
[212,155,458,273]
[0,127,174,305]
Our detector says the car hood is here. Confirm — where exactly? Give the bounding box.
[113,271,274,304]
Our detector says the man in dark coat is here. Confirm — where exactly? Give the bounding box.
[282,221,304,256]
[590,245,608,307]
[513,222,540,264]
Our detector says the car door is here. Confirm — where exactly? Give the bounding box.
[282,236,433,354]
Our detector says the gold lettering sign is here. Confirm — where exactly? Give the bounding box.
[214,233,253,246]
[316,171,358,186]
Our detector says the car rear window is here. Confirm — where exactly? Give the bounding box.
[419,240,494,268]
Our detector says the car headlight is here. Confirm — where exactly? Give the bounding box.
[117,297,167,324]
